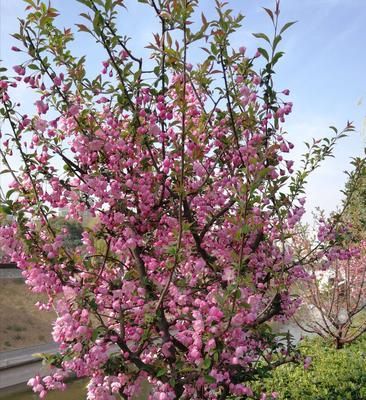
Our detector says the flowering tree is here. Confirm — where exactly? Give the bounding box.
[342,159,366,240]
[294,159,366,349]
[295,242,366,349]
[0,0,353,398]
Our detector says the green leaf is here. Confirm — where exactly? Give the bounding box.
[272,51,284,65]
[28,64,39,70]
[0,169,16,175]
[263,7,274,22]
[272,35,282,51]
[77,0,92,8]
[76,24,91,33]
[257,47,269,61]
[204,375,216,384]
[203,357,212,370]
[329,126,338,134]
[156,368,166,377]
[93,11,103,35]
[105,0,112,11]
[0,205,12,215]
[241,224,251,235]
[280,21,297,35]
[253,32,271,44]
[210,43,218,56]
[6,189,16,199]
[92,326,104,341]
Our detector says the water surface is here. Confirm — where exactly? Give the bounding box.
[0,380,86,400]
[0,379,150,400]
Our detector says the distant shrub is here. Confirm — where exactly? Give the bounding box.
[51,217,83,250]
[254,337,366,399]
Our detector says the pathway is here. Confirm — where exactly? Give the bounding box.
[0,343,57,390]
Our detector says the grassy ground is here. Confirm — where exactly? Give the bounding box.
[0,279,55,351]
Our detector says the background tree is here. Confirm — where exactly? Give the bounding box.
[294,158,366,349]
[342,156,366,239]
[295,241,366,349]
[51,216,84,250]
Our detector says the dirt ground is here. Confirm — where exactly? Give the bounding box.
[0,279,55,351]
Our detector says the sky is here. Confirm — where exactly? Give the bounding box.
[0,0,365,223]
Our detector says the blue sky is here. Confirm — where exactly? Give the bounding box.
[0,0,365,222]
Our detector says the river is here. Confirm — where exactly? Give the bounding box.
[0,380,87,400]
[0,379,153,400]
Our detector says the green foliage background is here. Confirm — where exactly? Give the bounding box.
[253,337,366,400]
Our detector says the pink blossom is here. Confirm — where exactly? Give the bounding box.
[13,65,26,75]
[35,100,49,115]
[304,356,312,369]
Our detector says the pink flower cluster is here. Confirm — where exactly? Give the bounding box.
[0,1,321,398]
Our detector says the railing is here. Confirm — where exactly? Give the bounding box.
[0,263,17,269]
